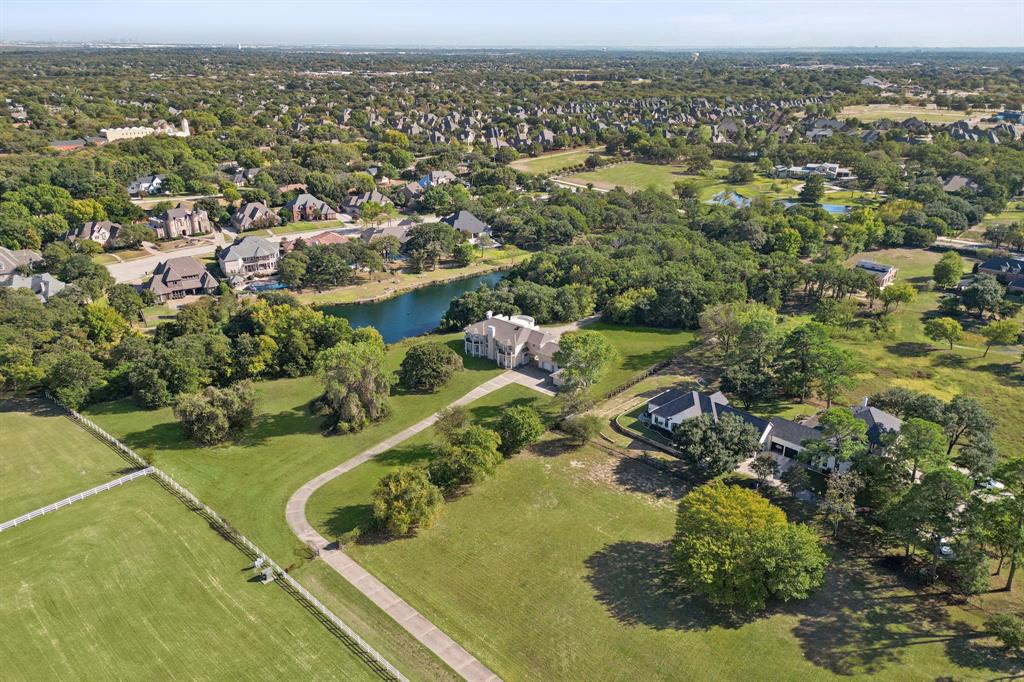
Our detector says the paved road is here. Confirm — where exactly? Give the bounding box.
[107,225,347,283]
[108,217,438,284]
[286,370,553,682]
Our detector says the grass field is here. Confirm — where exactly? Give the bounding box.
[560,161,877,208]
[84,334,503,679]
[583,322,698,397]
[140,304,176,329]
[829,248,1023,453]
[79,321,695,679]
[271,219,349,236]
[0,477,380,681]
[0,401,132,520]
[509,146,604,175]
[324,437,1015,680]
[297,246,529,306]
[838,104,997,123]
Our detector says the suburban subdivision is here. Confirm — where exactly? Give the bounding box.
[1,6,1023,681]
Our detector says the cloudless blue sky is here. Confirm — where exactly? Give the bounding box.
[2,0,1022,48]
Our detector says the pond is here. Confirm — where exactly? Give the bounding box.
[322,271,506,344]
[778,200,852,215]
[707,190,752,208]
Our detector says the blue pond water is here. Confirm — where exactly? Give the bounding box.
[779,200,852,215]
[323,271,506,344]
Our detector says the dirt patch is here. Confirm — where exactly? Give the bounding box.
[577,452,687,508]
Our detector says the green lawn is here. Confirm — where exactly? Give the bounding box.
[271,219,349,236]
[0,400,132,520]
[325,439,1008,680]
[140,304,175,329]
[84,334,502,680]
[307,383,556,542]
[585,322,698,397]
[560,160,879,208]
[838,104,996,123]
[561,160,715,193]
[0,478,379,681]
[614,404,677,448]
[509,146,604,175]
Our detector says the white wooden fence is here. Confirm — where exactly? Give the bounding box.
[48,398,408,682]
[0,467,155,532]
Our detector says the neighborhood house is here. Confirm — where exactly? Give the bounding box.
[231,201,281,231]
[978,256,1024,292]
[283,193,340,222]
[148,206,211,240]
[341,190,392,217]
[218,236,280,277]
[147,257,219,303]
[0,246,42,276]
[127,174,165,196]
[443,210,491,240]
[67,220,121,250]
[855,259,899,288]
[0,272,67,303]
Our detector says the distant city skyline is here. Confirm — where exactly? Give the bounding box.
[2,0,1022,49]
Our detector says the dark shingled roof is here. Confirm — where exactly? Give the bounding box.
[768,416,823,446]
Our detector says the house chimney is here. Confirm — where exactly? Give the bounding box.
[861,396,869,407]
[485,310,493,319]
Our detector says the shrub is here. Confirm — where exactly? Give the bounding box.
[560,414,603,445]
[371,468,444,536]
[174,381,258,445]
[986,614,1024,652]
[495,405,546,457]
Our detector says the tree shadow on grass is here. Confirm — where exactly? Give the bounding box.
[943,633,1024,675]
[931,352,968,369]
[611,457,690,501]
[530,436,579,457]
[974,361,1024,388]
[374,442,435,467]
[583,540,754,631]
[788,553,1019,677]
[322,503,374,538]
[885,342,933,358]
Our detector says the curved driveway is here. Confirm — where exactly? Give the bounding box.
[285,372,531,682]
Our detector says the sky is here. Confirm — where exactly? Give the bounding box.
[1,0,1022,49]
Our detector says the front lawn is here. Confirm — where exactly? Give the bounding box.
[271,219,349,235]
[329,439,1005,680]
[306,383,557,542]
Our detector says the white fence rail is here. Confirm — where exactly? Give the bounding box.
[0,467,155,532]
[50,399,408,682]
